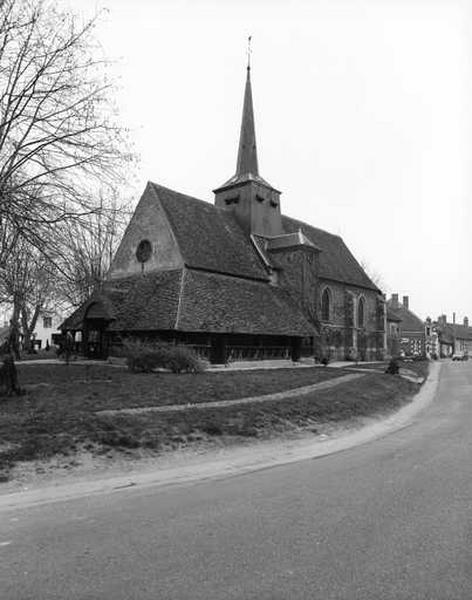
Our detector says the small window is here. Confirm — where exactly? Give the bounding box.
[225,196,239,205]
[321,288,331,321]
[43,316,52,329]
[256,194,265,203]
[358,297,365,328]
[136,240,152,263]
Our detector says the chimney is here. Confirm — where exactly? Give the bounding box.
[453,312,456,324]
[402,296,409,310]
[464,316,469,328]
[391,294,399,308]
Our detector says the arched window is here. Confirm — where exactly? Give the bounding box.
[321,288,331,321]
[358,297,365,328]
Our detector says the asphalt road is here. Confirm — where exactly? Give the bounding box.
[2,360,472,599]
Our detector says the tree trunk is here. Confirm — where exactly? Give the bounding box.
[0,356,21,396]
[20,303,42,353]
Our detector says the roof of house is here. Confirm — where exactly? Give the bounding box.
[387,307,402,323]
[63,268,314,337]
[442,323,472,341]
[387,301,424,332]
[438,325,455,345]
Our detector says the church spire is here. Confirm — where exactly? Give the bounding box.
[236,39,259,177]
[213,42,282,237]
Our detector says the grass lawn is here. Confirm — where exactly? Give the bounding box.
[350,360,430,380]
[0,361,429,481]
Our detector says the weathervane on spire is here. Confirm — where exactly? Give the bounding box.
[247,35,252,69]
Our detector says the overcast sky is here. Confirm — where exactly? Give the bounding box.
[64,0,472,322]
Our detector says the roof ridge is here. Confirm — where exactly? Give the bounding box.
[150,181,212,208]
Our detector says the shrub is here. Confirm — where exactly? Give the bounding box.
[385,358,399,375]
[123,339,205,374]
[412,354,427,362]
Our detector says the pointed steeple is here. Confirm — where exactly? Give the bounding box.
[236,65,259,177]
[214,44,282,237]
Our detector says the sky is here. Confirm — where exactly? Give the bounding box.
[63,0,472,322]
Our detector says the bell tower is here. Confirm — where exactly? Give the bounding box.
[214,48,282,237]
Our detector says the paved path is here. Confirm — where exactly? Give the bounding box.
[97,372,365,416]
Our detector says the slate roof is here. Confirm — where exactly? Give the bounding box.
[153,183,268,282]
[387,301,424,333]
[62,268,313,337]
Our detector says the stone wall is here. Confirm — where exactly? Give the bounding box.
[107,183,183,279]
[316,279,385,361]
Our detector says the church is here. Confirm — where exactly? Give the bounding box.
[63,62,386,364]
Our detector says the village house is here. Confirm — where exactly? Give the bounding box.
[0,307,63,352]
[386,294,427,356]
[436,314,472,357]
[62,63,386,364]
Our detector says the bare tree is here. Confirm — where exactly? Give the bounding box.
[360,259,386,292]
[55,190,131,307]
[0,239,54,352]
[0,0,131,254]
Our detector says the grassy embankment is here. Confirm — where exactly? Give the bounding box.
[0,361,429,481]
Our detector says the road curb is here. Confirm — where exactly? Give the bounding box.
[0,362,441,512]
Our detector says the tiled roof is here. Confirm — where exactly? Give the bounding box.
[450,324,472,341]
[387,307,402,322]
[107,270,182,331]
[152,183,268,281]
[438,325,454,345]
[282,216,379,291]
[63,269,314,337]
[176,269,314,336]
[387,301,424,333]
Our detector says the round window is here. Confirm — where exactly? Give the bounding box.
[136,239,152,263]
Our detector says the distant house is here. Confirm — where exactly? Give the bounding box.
[31,310,63,349]
[0,309,63,351]
[386,294,426,356]
[436,315,472,357]
[386,306,402,357]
